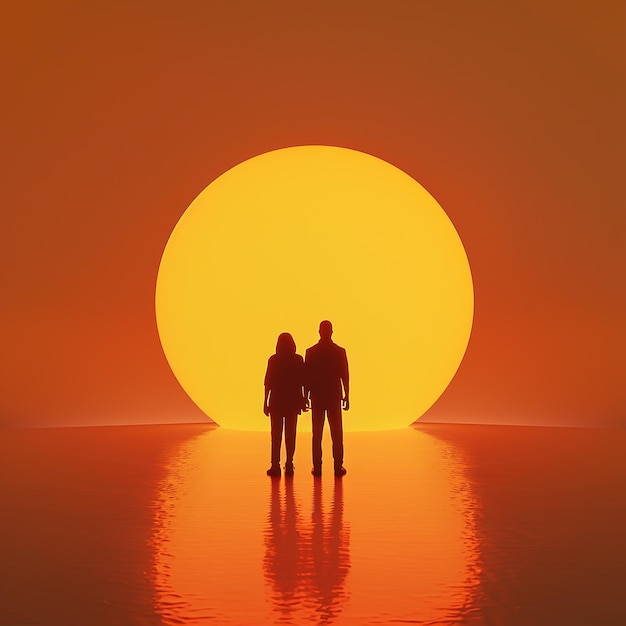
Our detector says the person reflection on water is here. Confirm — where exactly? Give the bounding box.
[264,333,307,477]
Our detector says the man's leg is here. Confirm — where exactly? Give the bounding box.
[327,403,344,472]
[311,406,325,473]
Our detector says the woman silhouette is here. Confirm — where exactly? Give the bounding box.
[264,333,306,477]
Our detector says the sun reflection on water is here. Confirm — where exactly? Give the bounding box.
[150,427,480,625]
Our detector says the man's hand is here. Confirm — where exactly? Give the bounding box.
[263,402,270,417]
[342,396,350,411]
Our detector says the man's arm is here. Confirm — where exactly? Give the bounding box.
[263,358,272,416]
[263,387,271,416]
[341,348,350,411]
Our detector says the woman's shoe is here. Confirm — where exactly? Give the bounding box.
[266,465,281,477]
[284,462,295,477]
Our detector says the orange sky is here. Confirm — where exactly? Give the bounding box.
[1,1,624,428]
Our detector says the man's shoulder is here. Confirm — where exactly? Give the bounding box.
[306,341,346,357]
[323,342,347,359]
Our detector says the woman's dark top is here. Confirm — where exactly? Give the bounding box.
[264,353,305,417]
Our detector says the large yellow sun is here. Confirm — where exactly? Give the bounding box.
[155,146,473,431]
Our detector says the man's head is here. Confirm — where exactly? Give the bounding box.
[319,320,333,341]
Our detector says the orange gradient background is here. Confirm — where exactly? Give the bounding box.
[1,1,624,428]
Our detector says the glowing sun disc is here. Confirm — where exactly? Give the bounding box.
[155,146,473,431]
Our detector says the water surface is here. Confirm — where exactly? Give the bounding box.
[1,424,624,625]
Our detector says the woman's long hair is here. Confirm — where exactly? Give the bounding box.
[276,332,297,356]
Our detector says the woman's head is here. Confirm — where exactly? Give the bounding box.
[276,332,297,355]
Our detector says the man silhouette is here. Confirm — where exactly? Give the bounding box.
[305,320,350,477]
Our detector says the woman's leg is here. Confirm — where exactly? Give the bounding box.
[269,413,284,469]
[284,413,298,467]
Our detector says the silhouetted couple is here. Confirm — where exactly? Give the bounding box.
[264,320,350,478]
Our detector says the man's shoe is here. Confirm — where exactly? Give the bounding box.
[334,466,347,477]
[311,466,322,477]
[266,465,281,477]
[285,463,295,477]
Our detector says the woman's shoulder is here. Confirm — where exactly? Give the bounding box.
[269,353,303,364]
